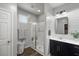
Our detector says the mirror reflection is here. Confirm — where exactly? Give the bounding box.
[55,17,68,34]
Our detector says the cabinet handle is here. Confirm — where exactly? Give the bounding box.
[7,41,11,43]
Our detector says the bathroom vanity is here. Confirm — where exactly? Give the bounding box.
[49,14,79,56]
[50,39,79,56]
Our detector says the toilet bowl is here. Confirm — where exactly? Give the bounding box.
[17,39,25,54]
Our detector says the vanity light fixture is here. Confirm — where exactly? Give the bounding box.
[56,10,66,15]
[55,10,68,18]
[62,11,67,15]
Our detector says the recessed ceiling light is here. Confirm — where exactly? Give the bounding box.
[37,10,40,12]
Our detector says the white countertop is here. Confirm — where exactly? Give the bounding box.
[49,37,79,45]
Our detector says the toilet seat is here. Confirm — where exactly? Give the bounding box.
[17,41,25,54]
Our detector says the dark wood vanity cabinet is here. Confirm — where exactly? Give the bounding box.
[70,45,79,56]
[50,39,79,56]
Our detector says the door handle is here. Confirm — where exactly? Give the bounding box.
[7,41,11,43]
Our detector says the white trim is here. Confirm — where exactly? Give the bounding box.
[31,47,45,56]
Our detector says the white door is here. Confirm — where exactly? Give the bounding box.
[0,9,12,56]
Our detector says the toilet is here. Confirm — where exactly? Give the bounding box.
[17,38,26,54]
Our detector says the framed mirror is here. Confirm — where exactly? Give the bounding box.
[55,17,68,34]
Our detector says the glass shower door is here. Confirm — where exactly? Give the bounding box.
[31,22,45,55]
[36,22,45,54]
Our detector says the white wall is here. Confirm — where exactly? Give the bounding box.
[17,7,37,48]
[68,9,79,33]
[44,3,55,55]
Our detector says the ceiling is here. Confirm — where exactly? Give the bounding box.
[49,3,64,8]
[17,3,64,15]
[18,3,42,15]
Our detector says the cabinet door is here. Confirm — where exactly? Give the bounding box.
[54,41,62,56]
[50,40,63,56]
[50,40,70,56]
[61,42,69,56]
[50,40,55,55]
[50,40,62,56]
[70,45,79,56]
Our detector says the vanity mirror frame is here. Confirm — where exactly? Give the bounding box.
[55,17,69,35]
